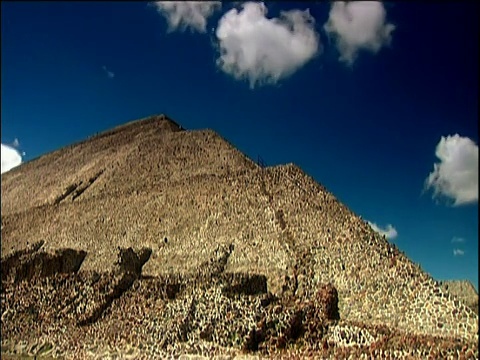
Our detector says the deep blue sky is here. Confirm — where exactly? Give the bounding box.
[1,2,478,288]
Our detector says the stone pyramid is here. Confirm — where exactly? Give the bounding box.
[1,114,478,359]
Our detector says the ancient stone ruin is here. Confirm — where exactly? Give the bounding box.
[1,114,478,359]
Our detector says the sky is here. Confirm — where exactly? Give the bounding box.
[1,1,478,289]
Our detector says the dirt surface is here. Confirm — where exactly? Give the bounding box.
[1,114,478,359]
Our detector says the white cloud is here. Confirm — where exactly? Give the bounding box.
[453,248,465,256]
[368,221,398,239]
[1,143,23,174]
[215,2,320,88]
[152,1,221,33]
[451,237,465,244]
[102,65,115,79]
[12,138,20,148]
[425,134,478,206]
[323,1,395,66]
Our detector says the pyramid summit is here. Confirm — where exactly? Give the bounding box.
[1,114,478,359]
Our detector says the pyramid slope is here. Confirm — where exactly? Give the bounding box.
[441,280,479,314]
[1,115,478,357]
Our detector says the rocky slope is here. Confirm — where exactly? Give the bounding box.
[1,114,478,359]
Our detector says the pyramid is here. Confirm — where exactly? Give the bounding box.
[440,280,479,314]
[1,115,478,359]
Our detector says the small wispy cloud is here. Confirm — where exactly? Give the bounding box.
[368,221,398,239]
[152,1,222,33]
[1,143,23,174]
[453,248,465,256]
[102,65,115,79]
[451,237,466,244]
[12,138,20,148]
[323,1,395,66]
[424,134,478,206]
[215,2,320,88]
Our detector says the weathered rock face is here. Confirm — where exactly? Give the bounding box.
[1,114,478,359]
